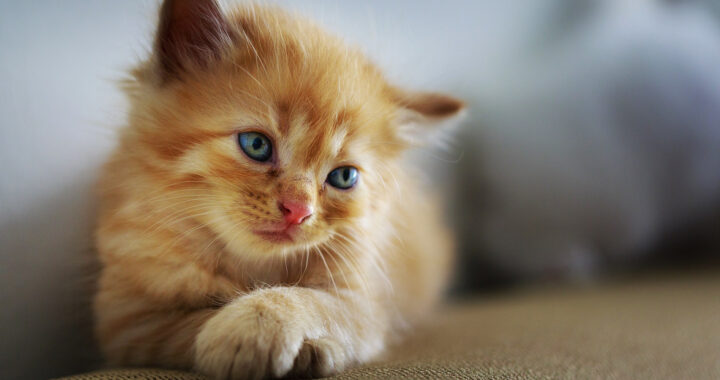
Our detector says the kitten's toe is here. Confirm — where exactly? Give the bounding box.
[195,328,237,379]
[230,342,267,380]
[269,330,304,378]
[310,337,347,377]
[291,338,347,378]
[290,341,314,377]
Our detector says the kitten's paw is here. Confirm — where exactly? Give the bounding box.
[194,290,350,380]
[289,337,348,378]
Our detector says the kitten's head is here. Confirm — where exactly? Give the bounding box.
[125,0,463,257]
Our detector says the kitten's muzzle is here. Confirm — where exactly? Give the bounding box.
[278,200,313,225]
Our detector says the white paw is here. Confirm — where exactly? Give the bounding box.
[194,291,350,379]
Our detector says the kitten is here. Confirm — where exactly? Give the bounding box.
[93,1,463,379]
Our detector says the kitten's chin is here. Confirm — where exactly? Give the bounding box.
[252,224,307,245]
[248,225,334,255]
[252,229,295,243]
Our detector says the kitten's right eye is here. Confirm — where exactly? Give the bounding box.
[238,132,272,162]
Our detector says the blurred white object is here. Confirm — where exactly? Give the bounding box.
[460,0,720,278]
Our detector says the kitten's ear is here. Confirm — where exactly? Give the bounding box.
[391,88,466,147]
[154,0,231,81]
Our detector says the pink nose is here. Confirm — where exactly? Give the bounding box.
[279,200,313,225]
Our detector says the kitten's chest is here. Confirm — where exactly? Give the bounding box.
[216,251,310,290]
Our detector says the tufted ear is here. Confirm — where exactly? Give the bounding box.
[154,0,231,81]
[391,88,466,146]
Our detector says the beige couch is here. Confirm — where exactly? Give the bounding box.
[60,271,720,379]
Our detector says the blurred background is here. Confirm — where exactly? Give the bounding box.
[1,0,719,378]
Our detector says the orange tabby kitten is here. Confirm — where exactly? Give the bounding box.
[94,1,463,378]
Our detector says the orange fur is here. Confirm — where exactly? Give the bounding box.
[94,1,464,379]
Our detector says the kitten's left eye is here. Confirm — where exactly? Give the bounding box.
[238,132,272,162]
[327,166,359,189]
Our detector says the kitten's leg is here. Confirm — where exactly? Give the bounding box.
[94,261,237,369]
[95,289,215,369]
[96,258,387,379]
[194,287,387,379]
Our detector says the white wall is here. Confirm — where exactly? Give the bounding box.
[0,2,154,378]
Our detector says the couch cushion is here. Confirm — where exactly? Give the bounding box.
[59,272,720,379]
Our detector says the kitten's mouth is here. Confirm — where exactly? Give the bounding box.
[253,225,298,243]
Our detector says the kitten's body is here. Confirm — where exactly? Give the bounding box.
[94,1,461,379]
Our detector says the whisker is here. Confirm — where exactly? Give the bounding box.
[314,246,338,296]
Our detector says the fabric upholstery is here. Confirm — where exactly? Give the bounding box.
[58,272,720,379]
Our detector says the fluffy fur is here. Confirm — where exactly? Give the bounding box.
[93,1,463,379]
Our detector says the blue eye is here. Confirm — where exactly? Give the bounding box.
[327,166,358,189]
[238,132,272,162]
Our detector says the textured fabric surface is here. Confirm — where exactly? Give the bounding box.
[57,368,207,380]
[59,272,720,379]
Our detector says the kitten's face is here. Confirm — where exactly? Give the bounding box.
[128,1,462,258]
[158,71,394,257]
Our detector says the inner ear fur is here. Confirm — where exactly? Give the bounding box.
[392,88,465,122]
[388,87,465,147]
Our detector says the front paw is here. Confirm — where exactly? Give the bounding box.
[194,289,349,380]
